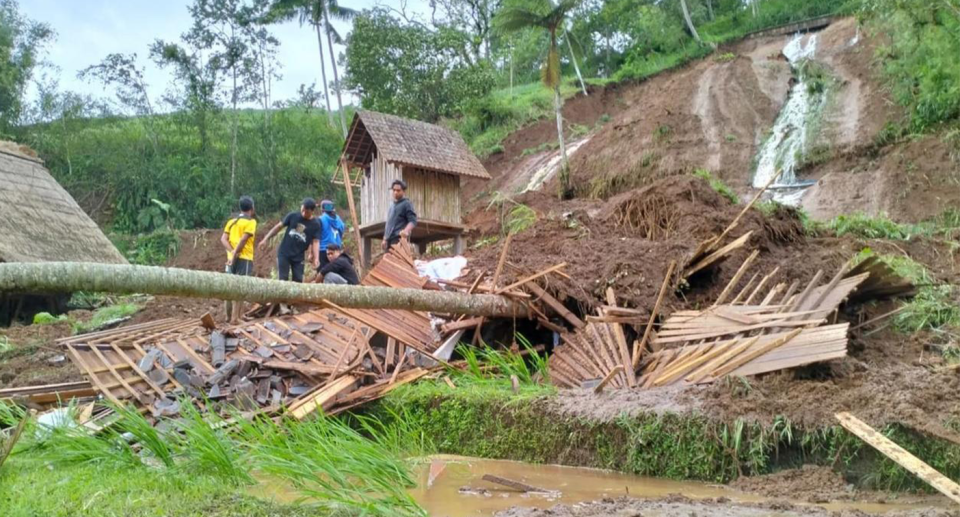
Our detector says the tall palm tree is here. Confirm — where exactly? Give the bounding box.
[679,0,701,43]
[266,0,335,127]
[496,0,582,198]
[319,0,356,137]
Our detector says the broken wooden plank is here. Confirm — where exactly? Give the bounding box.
[200,312,217,330]
[287,375,357,420]
[605,288,636,387]
[495,263,568,294]
[709,328,803,379]
[835,412,960,505]
[634,260,676,365]
[524,282,585,329]
[481,474,549,493]
[684,232,753,278]
[713,250,760,306]
[592,365,624,394]
[442,317,485,334]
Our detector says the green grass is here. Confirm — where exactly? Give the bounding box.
[0,459,328,517]
[71,303,141,334]
[854,248,960,333]
[110,229,182,266]
[3,399,423,517]
[450,79,580,159]
[824,210,960,241]
[32,312,68,325]
[694,169,739,204]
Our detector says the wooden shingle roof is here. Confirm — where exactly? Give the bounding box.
[342,111,491,180]
[0,143,126,264]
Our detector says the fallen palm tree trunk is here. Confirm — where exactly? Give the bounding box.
[0,262,529,318]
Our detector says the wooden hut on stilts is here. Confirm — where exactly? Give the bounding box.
[336,111,491,268]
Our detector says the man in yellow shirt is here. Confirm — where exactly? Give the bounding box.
[220,196,257,323]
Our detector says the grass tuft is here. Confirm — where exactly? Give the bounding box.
[175,401,253,485]
[72,303,141,334]
[694,169,739,204]
[854,248,960,333]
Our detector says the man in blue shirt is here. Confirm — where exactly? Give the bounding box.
[318,199,345,268]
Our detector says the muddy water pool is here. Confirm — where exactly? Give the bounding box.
[257,455,950,516]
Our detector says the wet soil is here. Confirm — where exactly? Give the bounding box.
[0,320,84,388]
[729,465,946,507]
[467,17,960,224]
[494,496,958,517]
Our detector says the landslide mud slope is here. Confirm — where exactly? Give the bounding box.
[471,17,960,223]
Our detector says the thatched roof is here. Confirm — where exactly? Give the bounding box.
[0,144,126,264]
[342,111,491,180]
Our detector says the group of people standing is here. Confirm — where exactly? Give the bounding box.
[218,179,419,321]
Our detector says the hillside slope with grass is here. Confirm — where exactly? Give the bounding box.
[464,17,959,225]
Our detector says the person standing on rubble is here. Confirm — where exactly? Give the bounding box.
[381,179,417,252]
[258,198,322,282]
[221,195,256,323]
[314,243,359,285]
[318,199,345,268]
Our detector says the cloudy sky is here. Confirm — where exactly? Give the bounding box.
[21,0,430,109]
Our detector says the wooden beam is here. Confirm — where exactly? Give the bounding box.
[634,260,676,366]
[835,412,960,505]
[340,160,364,276]
[287,375,357,420]
[496,263,567,294]
[592,365,624,394]
[525,282,584,329]
[605,288,636,387]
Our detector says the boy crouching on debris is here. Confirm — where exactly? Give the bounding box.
[315,243,359,285]
[221,195,257,323]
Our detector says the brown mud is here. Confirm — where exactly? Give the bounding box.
[466,18,960,223]
[494,496,958,517]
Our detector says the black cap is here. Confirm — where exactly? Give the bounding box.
[302,198,317,210]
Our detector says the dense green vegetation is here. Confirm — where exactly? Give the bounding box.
[1,0,874,234]
[864,0,960,132]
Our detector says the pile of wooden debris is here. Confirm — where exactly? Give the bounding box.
[547,253,914,392]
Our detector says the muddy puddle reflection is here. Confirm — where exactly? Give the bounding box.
[257,455,949,516]
[411,456,945,516]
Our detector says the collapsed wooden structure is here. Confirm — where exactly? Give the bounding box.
[58,243,439,422]
[548,252,911,391]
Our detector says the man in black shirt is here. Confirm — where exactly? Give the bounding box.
[258,198,322,282]
[315,243,360,285]
[381,179,418,251]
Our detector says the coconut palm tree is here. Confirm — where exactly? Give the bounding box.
[319,0,357,137]
[266,0,355,136]
[266,0,335,127]
[680,0,701,42]
[496,0,582,198]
